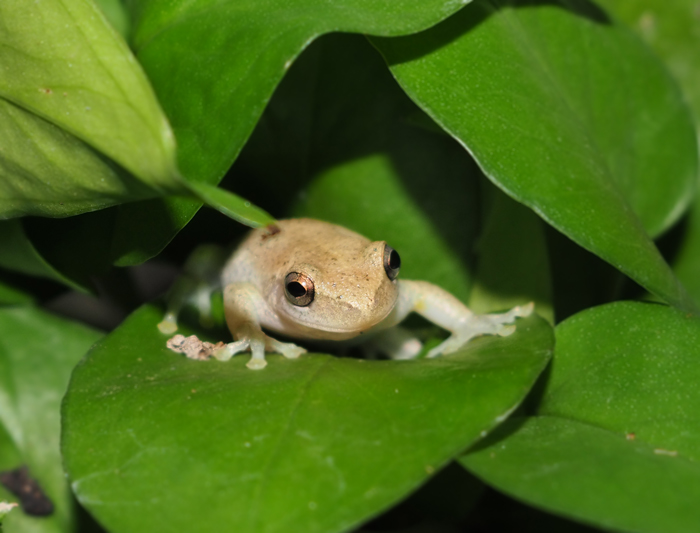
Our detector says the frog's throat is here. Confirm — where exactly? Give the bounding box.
[278,294,398,336]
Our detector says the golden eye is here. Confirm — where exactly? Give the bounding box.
[383,244,401,281]
[284,272,315,306]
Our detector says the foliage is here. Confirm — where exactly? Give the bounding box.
[0,0,698,532]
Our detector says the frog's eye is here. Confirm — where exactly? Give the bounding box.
[383,244,401,281]
[284,272,315,306]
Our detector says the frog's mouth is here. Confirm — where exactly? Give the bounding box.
[278,292,398,341]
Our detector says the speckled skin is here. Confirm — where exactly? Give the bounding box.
[222,219,398,341]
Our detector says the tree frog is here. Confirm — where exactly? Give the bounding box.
[159,218,533,369]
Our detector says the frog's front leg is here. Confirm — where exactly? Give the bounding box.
[216,283,306,370]
[386,280,533,359]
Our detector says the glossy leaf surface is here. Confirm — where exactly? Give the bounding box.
[465,416,700,533]
[63,304,552,533]
[462,302,700,532]
[0,0,179,203]
[373,1,698,311]
[116,0,471,264]
[0,100,151,219]
[0,307,101,533]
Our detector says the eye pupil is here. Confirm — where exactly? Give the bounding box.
[286,281,306,298]
[284,272,314,306]
[388,250,401,270]
[383,245,401,281]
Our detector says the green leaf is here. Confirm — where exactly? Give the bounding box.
[596,0,700,122]
[462,302,700,532]
[182,181,276,228]
[115,0,472,266]
[464,416,700,533]
[63,304,552,533]
[0,0,181,218]
[0,99,153,219]
[0,307,102,533]
[372,1,698,312]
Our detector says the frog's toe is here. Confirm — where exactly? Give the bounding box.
[213,339,249,361]
[246,357,268,370]
[265,337,306,360]
[281,345,306,360]
[515,302,534,317]
[157,314,178,334]
[496,324,517,337]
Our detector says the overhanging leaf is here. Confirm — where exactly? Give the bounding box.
[63,304,552,533]
[111,0,473,265]
[0,99,153,219]
[0,0,181,218]
[183,181,276,228]
[372,0,698,312]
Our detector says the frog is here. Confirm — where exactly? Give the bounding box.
[159,218,533,369]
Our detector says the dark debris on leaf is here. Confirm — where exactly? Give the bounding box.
[0,466,54,517]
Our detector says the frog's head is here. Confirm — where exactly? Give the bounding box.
[273,239,401,341]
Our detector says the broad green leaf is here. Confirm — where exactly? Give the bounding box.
[0,99,153,219]
[462,302,700,532]
[0,220,84,291]
[596,0,700,121]
[464,416,700,533]
[114,0,472,266]
[63,304,552,533]
[0,0,180,218]
[542,302,700,453]
[0,307,102,533]
[372,1,698,312]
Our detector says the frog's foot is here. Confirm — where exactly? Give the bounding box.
[369,326,423,361]
[212,326,307,370]
[426,302,534,359]
[158,313,179,335]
